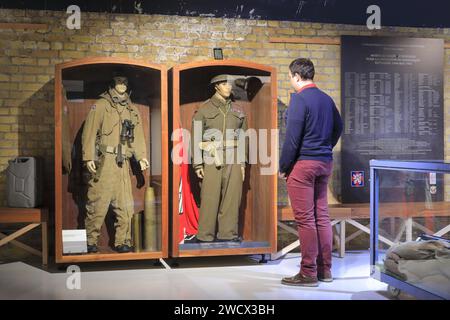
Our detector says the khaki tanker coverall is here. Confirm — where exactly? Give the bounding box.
[82,88,146,247]
[192,93,248,242]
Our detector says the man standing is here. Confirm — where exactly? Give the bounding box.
[279,58,343,286]
[191,74,248,243]
[82,76,149,254]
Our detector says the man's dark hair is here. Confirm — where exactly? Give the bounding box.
[289,58,315,80]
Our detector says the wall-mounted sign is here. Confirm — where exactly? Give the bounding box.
[341,36,444,203]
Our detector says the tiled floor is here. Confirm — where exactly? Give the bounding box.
[0,251,406,300]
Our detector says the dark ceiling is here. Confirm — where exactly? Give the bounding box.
[1,0,450,28]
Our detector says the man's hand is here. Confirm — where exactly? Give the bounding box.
[139,158,150,171]
[86,160,96,174]
[63,159,72,174]
[278,172,287,180]
[195,167,204,179]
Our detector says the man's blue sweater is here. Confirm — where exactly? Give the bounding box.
[279,85,343,174]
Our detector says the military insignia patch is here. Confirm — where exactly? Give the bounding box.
[351,171,364,187]
[91,105,96,110]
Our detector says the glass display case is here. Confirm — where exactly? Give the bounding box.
[370,160,450,299]
[54,57,168,263]
[170,59,278,258]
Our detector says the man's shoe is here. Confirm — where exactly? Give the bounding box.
[87,244,98,253]
[115,244,132,253]
[281,273,319,287]
[318,271,333,282]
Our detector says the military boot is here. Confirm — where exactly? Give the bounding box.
[115,244,132,253]
[87,244,98,253]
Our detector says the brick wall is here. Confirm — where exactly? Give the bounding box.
[0,9,449,207]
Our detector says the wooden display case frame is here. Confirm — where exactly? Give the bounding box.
[54,57,168,263]
[170,59,278,258]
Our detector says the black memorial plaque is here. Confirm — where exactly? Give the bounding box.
[341,36,444,203]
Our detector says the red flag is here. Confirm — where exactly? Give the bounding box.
[178,129,199,243]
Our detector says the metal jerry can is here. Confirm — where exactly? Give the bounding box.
[6,157,43,208]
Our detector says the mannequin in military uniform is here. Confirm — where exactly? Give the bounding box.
[82,76,149,253]
[191,74,248,242]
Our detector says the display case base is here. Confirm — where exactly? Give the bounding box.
[56,251,164,263]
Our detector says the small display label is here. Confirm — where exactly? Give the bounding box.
[429,172,437,185]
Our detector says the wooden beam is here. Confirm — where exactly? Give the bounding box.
[271,36,450,49]
[41,222,48,265]
[270,37,340,45]
[0,224,40,247]
[0,208,47,223]
[0,232,42,257]
[0,23,48,30]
